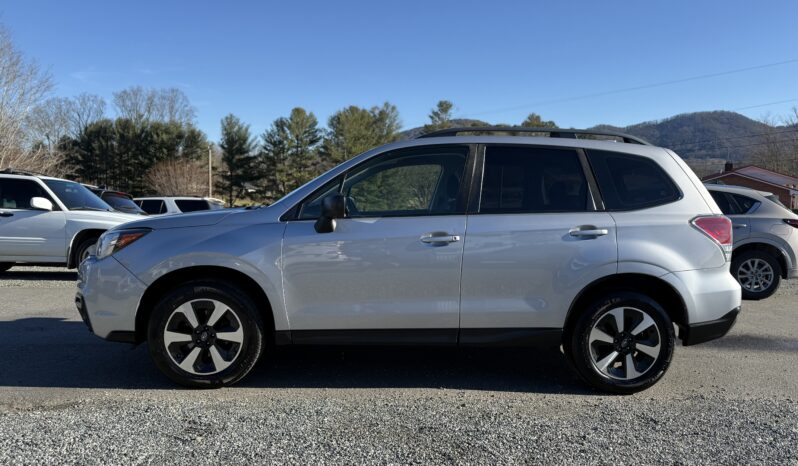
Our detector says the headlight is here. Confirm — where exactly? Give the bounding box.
[96,228,150,259]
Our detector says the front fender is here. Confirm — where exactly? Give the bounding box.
[115,222,289,331]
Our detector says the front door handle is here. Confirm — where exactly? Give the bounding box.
[420,233,461,244]
[733,223,747,229]
[569,227,609,238]
[0,212,13,218]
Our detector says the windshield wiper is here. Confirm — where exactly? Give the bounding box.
[71,206,112,212]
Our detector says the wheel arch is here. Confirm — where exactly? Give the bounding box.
[67,229,106,268]
[134,265,276,344]
[563,273,688,343]
[732,241,789,278]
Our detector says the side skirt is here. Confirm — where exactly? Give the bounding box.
[274,328,562,348]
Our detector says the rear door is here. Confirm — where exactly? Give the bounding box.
[459,145,617,332]
[708,190,752,243]
[0,178,66,260]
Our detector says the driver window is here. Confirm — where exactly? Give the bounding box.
[343,147,467,218]
[297,146,468,219]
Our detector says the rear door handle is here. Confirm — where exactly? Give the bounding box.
[0,212,13,218]
[569,227,609,238]
[733,223,747,229]
[420,233,461,244]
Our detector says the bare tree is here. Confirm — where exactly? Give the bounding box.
[26,97,71,153]
[0,24,55,172]
[146,159,208,196]
[113,86,195,125]
[69,92,106,135]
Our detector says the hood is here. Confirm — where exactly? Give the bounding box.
[68,210,143,224]
[118,208,239,230]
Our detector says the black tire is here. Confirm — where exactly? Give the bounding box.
[0,263,13,273]
[147,280,265,388]
[732,250,782,301]
[566,292,675,394]
[73,237,99,268]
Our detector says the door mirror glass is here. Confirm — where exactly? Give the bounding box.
[30,197,53,211]
[314,194,346,233]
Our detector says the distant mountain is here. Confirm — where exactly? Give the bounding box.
[400,111,790,162]
[590,111,781,161]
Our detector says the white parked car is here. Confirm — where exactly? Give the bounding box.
[0,169,141,272]
[133,197,225,215]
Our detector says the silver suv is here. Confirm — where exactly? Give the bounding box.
[0,170,141,272]
[77,128,742,394]
[706,184,798,299]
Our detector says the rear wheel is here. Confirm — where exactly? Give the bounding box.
[733,250,781,300]
[567,292,675,394]
[0,263,13,273]
[147,280,265,388]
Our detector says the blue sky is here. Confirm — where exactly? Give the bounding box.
[4,0,798,140]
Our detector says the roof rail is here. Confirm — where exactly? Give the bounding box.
[416,126,651,145]
[0,167,48,177]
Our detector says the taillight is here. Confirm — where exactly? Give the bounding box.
[691,215,733,260]
[784,219,798,229]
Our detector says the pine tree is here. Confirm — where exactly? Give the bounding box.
[423,100,454,134]
[216,114,257,207]
[520,113,557,128]
[321,103,401,166]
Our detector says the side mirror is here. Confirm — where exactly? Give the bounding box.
[30,197,53,211]
[314,194,346,233]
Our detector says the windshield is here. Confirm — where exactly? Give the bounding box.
[103,193,146,214]
[43,180,113,211]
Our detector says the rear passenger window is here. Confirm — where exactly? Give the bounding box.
[709,191,736,215]
[588,150,680,210]
[728,194,757,214]
[139,199,166,214]
[480,146,589,214]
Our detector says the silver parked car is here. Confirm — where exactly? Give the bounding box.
[705,184,798,299]
[77,127,741,394]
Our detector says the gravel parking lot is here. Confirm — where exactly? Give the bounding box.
[0,266,796,464]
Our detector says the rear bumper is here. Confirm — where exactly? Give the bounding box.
[681,307,740,346]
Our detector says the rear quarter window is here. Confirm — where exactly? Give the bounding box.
[588,150,681,210]
[175,199,210,212]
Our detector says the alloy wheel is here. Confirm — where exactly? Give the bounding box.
[588,306,662,381]
[737,258,774,292]
[163,299,244,375]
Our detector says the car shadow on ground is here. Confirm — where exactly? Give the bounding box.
[0,270,78,281]
[0,317,593,394]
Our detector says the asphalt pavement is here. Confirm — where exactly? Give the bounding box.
[0,266,796,464]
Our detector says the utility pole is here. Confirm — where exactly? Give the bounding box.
[208,143,213,198]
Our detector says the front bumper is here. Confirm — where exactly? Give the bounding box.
[681,307,740,346]
[77,255,147,340]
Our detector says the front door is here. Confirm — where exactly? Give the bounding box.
[282,145,472,343]
[0,178,66,260]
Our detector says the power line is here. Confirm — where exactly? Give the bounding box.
[734,98,798,111]
[463,58,798,117]
[671,128,798,148]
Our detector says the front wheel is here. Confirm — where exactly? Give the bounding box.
[147,280,265,388]
[732,251,781,300]
[567,292,675,394]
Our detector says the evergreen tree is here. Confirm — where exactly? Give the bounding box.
[217,114,257,207]
[520,113,557,128]
[322,103,400,166]
[285,107,322,187]
[423,100,454,133]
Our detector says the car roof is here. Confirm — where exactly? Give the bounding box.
[704,183,773,197]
